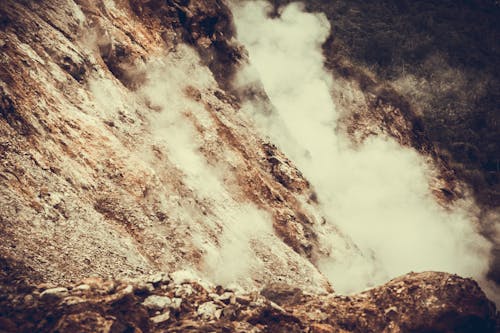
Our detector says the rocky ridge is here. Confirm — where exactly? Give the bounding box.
[0,271,497,332]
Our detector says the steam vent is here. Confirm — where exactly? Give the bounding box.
[0,0,499,332]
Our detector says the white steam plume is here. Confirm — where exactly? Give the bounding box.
[88,42,281,286]
[231,1,495,299]
[137,46,276,286]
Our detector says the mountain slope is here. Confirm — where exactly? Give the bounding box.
[0,0,497,331]
[0,0,337,291]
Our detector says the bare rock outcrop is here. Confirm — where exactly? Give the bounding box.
[0,271,497,333]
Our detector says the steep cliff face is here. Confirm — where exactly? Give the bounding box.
[0,0,498,332]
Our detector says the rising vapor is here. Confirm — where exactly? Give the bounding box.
[231,0,495,300]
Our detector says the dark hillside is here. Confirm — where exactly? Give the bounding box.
[272,0,500,207]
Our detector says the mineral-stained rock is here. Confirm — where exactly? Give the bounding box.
[0,0,334,295]
[290,272,499,333]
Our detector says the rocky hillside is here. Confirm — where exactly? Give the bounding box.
[0,0,498,332]
[0,0,339,291]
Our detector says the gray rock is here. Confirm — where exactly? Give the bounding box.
[150,311,170,324]
[40,287,68,300]
[197,301,222,320]
[142,295,171,310]
[170,297,182,311]
[147,272,169,285]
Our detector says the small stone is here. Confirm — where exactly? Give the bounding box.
[221,305,237,320]
[74,284,91,291]
[40,287,68,300]
[135,282,155,293]
[170,297,182,311]
[142,295,171,310]
[260,283,303,306]
[147,272,169,285]
[269,301,286,313]
[384,306,399,320]
[216,292,235,304]
[23,294,34,305]
[196,36,212,48]
[150,311,170,324]
[61,296,85,306]
[121,284,134,295]
[384,306,398,314]
[197,301,221,320]
[236,295,251,305]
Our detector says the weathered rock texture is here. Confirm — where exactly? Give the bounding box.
[0,0,335,290]
[0,0,498,332]
[0,271,497,332]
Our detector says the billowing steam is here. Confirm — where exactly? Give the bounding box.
[231,1,495,299]
[136,47,276,287]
